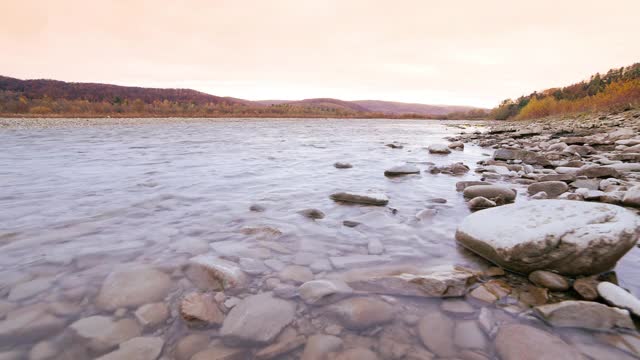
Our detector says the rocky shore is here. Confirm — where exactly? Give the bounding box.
[1,112,640,359]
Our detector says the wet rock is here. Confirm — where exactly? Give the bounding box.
[190,341,246,360]
[449,141,465,150]
[96,265,171,310]
[417,311,455,357]
[249,204,266,212]
[467,196,496,210]
[309,259,333,273]
[239,257,268,275]
[330,192,389,206]
[415,208,438,220]
[333,348,379,360]
[299,279,353,305]
[495,324,583,360]
[528,270,569,291]
[539,173,576,182]
[301,334,343,360]
[454,320,486,350]
[530,191,548,199]
[494,149,538,163]
[279,265,314,284]
[180,292,224,327]
[299,208,325,220]
[334,162,353,169]
[347,265,476,297]
[185,255,248,291]
[528,181,569,198]
[220,292,295,345]
[622,185,640,208]
[577,165,619,178]
[573,277,600,300]
[428,144,451,154]
[0,307,65,344]
[456,200,640,275]
[134,303,168,329]
[273,284,298,299]
[534,300,634,330]
[598,281,640,317]
[96,337,164,360]
[8,277,54,301]
[384,164,420,176]
[326,297,394,330]
[329,254,391,269]
[462,185,517,202]
[429,162,470,175]
[174,334,210,360]
[386,143,403,149]
[29,341,58,360]
[441,299,476,315]
[255,335,306,359]
[70,316,141,353]
[467,285,498,304]
[456,181,491,191]
[342,220,360,228]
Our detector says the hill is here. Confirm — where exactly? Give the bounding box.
[352,100,478,116]
[492,63,640,120]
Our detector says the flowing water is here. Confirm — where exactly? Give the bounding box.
[1,118,639,359]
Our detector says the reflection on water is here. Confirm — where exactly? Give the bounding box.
[0,118,638,359]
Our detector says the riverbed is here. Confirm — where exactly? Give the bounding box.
[1,118,638,359]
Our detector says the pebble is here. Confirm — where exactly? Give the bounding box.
[528,270,569,291]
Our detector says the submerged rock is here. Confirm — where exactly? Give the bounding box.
[96,265,172,310]
[462,185,517,202]
[220,293,295,346]
[597,282,640,317]
[185,255,248,291]
[0,307,66,344]
[534,300,634,330]
[70,316,141,353]
[180,292,224,327]
[334,162,353,169]
[96,337,164,360]
[417,311,455,357]
[495,324,583,360]
[384,164,420,176]
[298,208,325,220]
[456,200,639,275]
[301,334,343,360]
[347,265,476,297]
[299,279,353,305]
[326,297,394,330]
[330,192,389,206]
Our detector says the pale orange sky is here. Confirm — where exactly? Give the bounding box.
[1,0,639,107]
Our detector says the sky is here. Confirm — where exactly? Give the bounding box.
[1,0,639,108]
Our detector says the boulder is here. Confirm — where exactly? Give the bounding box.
[428,144,451,154]
[330,192,389,206]
[455,200,639,275]
[462,185,517,202]
[384,164,420,176]
[220,293,295,346]
[576,165,619,178]
[534,300,634,330]
[495,324,583,360]
[299,279,353,305]
[96,266,171,310]
[527,181,569,198]
[326,297,394,330]
[346,265,476,297]
[185,255,248,291]
[597,282,640,317]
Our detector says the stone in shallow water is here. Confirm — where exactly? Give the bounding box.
[495,324,583,360]
[534,300,634,331]
[334,162,353,169]
[467,196,496,210]
[298,208,325,219]
[456,181,490,191]
[174,334,210,360]
[333,348,380,360]
[329,254,391,269]
[220,292,295,346]
[428,144,452,154]
[96,265,172,310]
[527,181,569,198]
[462,185,517,202]
[454,320,487,350]
[301,334,343,360]
[180,292,224,327]
[96,337,164,360]
[0,307,66,344]
[279,265,314,284]
[597,281,640,317]
[528,270,569,291]
[184,255,248,291]
[326,297,394,330]
[8,277,54,301]
[70,316,141,353]
[346,265,476,298]
[455,200,640,276]
[255,335,306,360]
[134,302,169,329]
[623,185,640,208]
[417,311,455,357]
[330,192,389,206]
[384,164,420,177]
[299,279,353,305]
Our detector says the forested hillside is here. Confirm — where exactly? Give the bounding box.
[492,63,640,120]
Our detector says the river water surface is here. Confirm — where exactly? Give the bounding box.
[1,118,639,359]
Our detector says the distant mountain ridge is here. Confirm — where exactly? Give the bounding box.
[0,75,487,118]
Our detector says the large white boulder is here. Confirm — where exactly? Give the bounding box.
[455,200,639,275]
